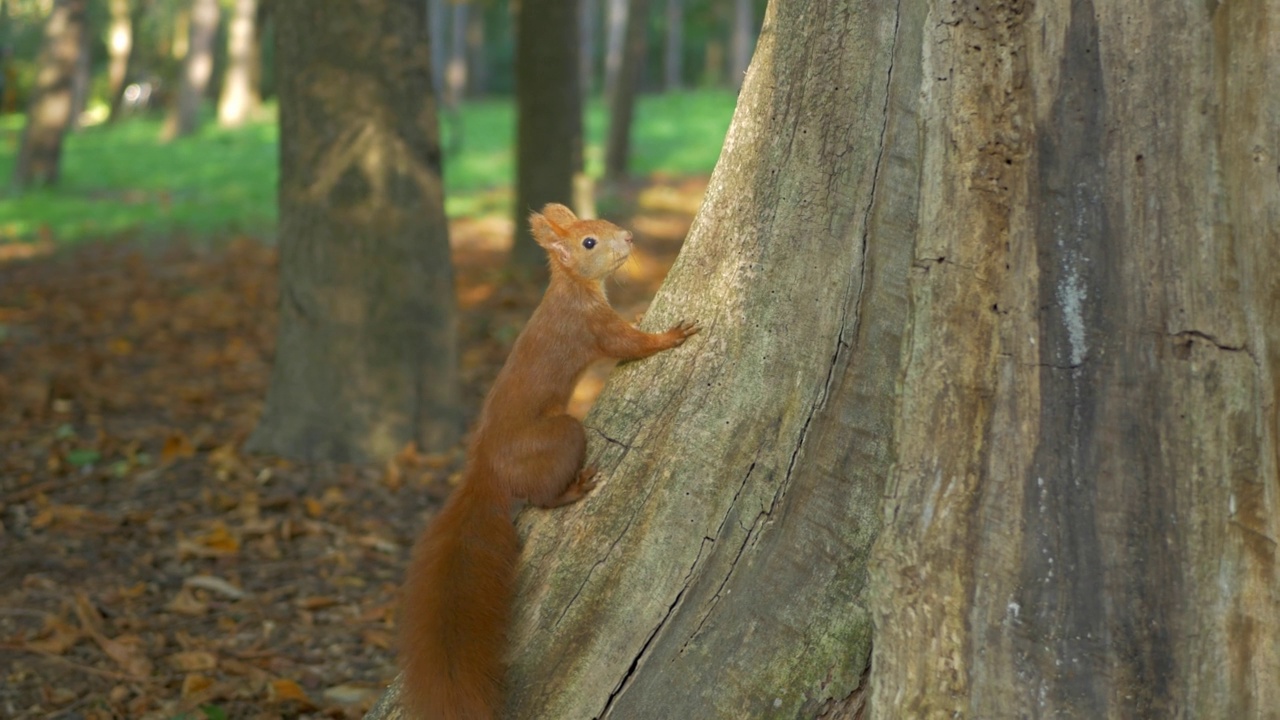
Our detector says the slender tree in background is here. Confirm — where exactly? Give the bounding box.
[603,0,647,180]
[361,0,1279,716]
[510,0,582,269]
[601,0,626,102]
[166,0,219,139]
[464,3,486,96]
[104,0,134,122]
[727,0,752,88]
[427,0,445,103]
[13,0,86,189]
[663,0,682,90]
[217,0,260,127]
[67,8,89,126]
[578,0,597,96]
[249,0,460,462]
[444,0,467,107]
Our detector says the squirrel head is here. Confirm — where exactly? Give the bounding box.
[529,203,633,282]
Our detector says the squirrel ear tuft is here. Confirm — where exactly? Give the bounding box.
[529,211,563,246]
[529,212,573,266]
[540,203,578,228]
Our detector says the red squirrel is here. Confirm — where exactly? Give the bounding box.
[399,203,699,719]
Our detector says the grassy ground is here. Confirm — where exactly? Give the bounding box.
[0,90,737,245]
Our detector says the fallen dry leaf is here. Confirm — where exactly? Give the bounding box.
[160,432,196,463]
[267,677,314,707]
[181,672,214,697]
[167,650,217,672]
[23,615,82,654]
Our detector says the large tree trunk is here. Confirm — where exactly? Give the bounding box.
[167,0,220,139]
[248,0,460,463]
[868,1,1280,717]
[510,0,582,270]
[368,0,1280,717]
[217,0,260,127]
[602,0,647,180]
[13,0,87,189]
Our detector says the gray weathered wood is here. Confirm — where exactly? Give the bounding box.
[870,1,1280,717]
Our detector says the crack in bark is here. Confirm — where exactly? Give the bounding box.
[596,560,698,719]
[1169,329,1261,369]
[1171,329,1245,352]
[555,466,666,627]
[680,460,761,648]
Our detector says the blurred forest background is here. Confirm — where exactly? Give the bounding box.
[0,0,758,717]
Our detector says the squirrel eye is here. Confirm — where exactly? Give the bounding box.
[582,237,597,249]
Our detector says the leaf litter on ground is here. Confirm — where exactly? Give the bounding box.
[0,178,701,719]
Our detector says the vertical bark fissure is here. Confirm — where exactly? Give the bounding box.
[597,576,694,718]
[552,470,667,626]
[680,459,760,643]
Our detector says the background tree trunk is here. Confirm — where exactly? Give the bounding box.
[464,3,486,96]
[727,0,751,89]
[67,8,89,127]
[603,0,647,180]
[217,0,260,127]
[105,0,135,123]
[579,0,598,96]
[248,0,460,463]
[444,0,467,108]
[663,0,682,91]
[167,0,219,139]
[602,0,626,105]
[366,0,1280,717]
[13,0,87,189]
[510,0,582,270]
[427,0,445,103]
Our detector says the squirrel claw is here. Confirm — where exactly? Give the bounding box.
[575,465,599,494]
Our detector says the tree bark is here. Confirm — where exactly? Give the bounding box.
[217,0,260,127]
[168,0,220,139]
[249,0,460,463]
[368,0,1280,717]
[868,1,1280,717]
[13,0,86,189]
[603,0,647,180]
[510,0,582,270]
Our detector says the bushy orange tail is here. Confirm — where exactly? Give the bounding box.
[400,479,519,719]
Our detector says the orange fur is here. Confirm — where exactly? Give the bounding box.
[399,204,699,719]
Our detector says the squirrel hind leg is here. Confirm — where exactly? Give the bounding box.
[508,415,591,508]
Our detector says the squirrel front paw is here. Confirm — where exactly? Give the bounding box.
[666,320,701,345]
